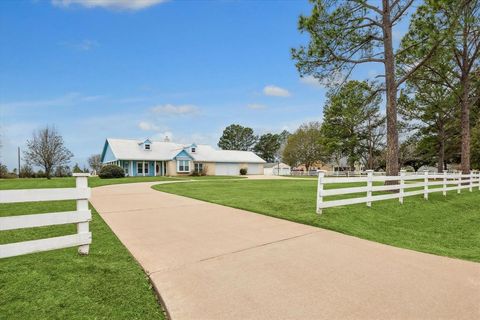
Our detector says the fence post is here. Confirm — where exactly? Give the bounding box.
[469,170,473,192]
[74,173,90,255]
[423,170,429,200]
[443,171,447,196]
[399,170,406,204]
[316,170,326,215]
[366,170,373,207]
[457,171,462,194]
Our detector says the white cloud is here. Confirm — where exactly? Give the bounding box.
[150,104,199,116]
[299,75,323,88]
[299,72,345,89]
[263,85,291,97]
[51,0,168,10]
[151,131,174,141]
[138,121,159,131]
[247,103,267,110]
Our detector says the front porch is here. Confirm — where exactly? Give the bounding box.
[105,160,168,177]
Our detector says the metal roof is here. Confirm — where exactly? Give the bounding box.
[105,138,266,163]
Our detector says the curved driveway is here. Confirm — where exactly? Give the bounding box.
[90,181,480,320]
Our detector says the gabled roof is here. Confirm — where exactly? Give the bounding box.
[102,138,266,163]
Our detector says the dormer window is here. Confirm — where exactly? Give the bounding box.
[144,144,151,150]
[191,147,196,153]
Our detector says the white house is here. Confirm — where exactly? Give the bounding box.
[100,138,266,176]
[264,163,291,176]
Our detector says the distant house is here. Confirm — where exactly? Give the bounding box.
[264,163,291,176]
[100,138,266,176]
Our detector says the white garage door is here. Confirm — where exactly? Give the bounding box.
[247,164,264,175]
[215,163,240,176]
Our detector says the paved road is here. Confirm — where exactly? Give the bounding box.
[90,181,480,320]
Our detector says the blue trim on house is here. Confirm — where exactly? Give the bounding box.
[101,140,117,163]
[174,149,194,160]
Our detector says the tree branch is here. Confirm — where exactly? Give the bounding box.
[392,0,415,24]
[396,42,440,87]
[352,0,382,15]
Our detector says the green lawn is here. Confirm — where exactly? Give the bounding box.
[0,175,245,190]
[153,179,480,262]
[0,179,167,319]
[0,176,178,189]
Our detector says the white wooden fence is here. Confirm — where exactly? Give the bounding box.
[316,170,480,214]
[0,173,92,259]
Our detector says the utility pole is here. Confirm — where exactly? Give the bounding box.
[17,147,20,177]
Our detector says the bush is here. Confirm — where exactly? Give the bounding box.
[240,168,247,175]
[19,164,35,178]
[99,165,125,179]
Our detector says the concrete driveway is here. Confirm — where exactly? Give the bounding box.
[90,181,480,320]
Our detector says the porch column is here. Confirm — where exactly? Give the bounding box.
[154,160,157,176]
[143,161,145,176]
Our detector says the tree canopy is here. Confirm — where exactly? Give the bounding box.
[218,124,258,151]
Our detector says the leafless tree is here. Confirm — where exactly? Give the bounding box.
[24,125,73,179]
[88,154,102,174]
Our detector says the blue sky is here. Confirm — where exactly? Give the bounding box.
[0,0,407,169]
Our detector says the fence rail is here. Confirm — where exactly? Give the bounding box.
[316,170,480,214]
[0,173,91,259]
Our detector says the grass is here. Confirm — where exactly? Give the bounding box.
[0,178,168,319]
[0,175,244,190]
[153,179,480,262]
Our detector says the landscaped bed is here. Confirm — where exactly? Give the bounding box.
[0,178,168,320]
[153,179,480,262]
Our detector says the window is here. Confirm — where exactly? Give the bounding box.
[137,162,149,174]
[144,144,151,150]
[191,147,196,153]
[194,163,203,173]
[124,161,129,175]
[177,160,190,172]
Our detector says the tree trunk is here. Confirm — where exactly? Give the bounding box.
[45,166,51,179]
[438,130,445,173]
[382,0,399,177]
[460,73,471,174]
[459,4,472,174]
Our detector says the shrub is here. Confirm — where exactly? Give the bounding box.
[99,165,125,179]
[19,164,35,178]
[240,168,247,175]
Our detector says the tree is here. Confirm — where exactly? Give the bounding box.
[472,118,480,169]
[399,136,430,171]
[218,124,258,151]
[0,162,8,178]
[321,81,384,170]
[254,133,281,162]
[24,126,73,179]
[54,165,71,177]
[283,122,324,171]
[88,154,103,173]
[292,0,443,176]
[398,77,459,172]
[399,0,480,173]
[72,163,82,173]
[19,164,34,178]
[276,130,291,162]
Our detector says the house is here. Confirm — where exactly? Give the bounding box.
[264,163,291,176]
[100,138,266,176]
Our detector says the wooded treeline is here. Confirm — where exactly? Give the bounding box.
[290,0,479,173]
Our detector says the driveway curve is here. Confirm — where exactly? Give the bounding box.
[90,181,480,320]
